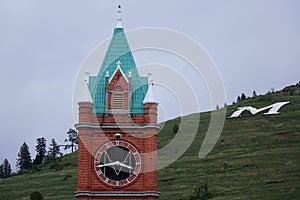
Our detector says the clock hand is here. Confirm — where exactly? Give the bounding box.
[99,161,133,170]
[98,161,119,168]
[117,161,133,170]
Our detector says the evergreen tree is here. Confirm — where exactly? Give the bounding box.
[241,93,246,100]
[3,159,11,178]
[252,90,257,97]
[64,128,78,153]
[34,137,47,165]
[237,96,241,102]
[48,139,61,159]
[0,164,3,179]
[17,142,32,170]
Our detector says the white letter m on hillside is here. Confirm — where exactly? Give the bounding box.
[229,101,290,118]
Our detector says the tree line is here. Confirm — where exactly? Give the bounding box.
[16,138,61,171]
[234,90,257,104]
[0,128,78,179]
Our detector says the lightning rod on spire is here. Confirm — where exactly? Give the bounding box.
[116,4,123,28]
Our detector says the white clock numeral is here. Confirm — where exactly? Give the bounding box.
[116,141,120,145]
[136,162,141,166]
[96,152,102,157]
[126,179,130,183]
[105,178,109,183]
[116,181,119,186]
[97,171,102,175]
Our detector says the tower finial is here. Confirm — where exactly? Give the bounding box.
[143,73,158,104]
[147,73,154,85]
[78,71,93,103]
[116,4,123,28]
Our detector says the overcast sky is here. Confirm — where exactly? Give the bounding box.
[0,0,299,171]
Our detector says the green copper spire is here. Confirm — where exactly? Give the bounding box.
[88,7,148,115]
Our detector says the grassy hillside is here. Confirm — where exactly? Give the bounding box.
[0,154,78,199]
[158,84,300,199]
[0,83,299,199]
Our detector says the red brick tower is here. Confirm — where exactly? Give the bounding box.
[75,5,160,200]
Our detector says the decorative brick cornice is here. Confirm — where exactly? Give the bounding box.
[75,123,160,130]
[75,191,160,197]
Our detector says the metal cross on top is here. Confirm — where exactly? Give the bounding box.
[116,60,122,68]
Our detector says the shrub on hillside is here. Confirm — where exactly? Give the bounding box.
[189,184,212,200]
[30,191,43,200]
[172,124,179,134]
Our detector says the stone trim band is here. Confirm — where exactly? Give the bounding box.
[75,191,160,197]
[75,123,160,130]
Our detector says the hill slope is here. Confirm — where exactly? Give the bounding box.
[0,83,299,199]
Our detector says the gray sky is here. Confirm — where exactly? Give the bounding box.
[0,0,299,171]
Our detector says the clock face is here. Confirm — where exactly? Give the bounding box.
[94,140,141,187]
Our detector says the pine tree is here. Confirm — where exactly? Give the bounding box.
[252,90,257,97]
[34,137,47,165]
[0,164,3,179]
[237,96,241,102]
[3,159,11,178]
[48,139,61,159]
[64,128,78,153]
[17,142,32,171]
[241,93,246,100]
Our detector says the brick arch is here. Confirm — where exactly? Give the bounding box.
[114,85,124,91]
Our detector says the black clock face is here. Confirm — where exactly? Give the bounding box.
[94,140,141,187]
[99,145,135,181]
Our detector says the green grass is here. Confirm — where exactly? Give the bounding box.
[0,83,299,199]
[0,153,78,199]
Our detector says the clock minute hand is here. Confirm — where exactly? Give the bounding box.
[99,161,133,170]
[117,161,133,170]
[98,161,119,168]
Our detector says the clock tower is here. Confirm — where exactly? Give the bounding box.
[75,5,160,200]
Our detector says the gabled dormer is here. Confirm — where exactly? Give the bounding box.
[105,61,131,113]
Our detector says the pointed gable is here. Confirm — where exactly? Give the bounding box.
[109,61,129,84]
[89,27,148,115]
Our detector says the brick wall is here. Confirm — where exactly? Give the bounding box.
[76,71,159,199]
[77,101,159,199]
